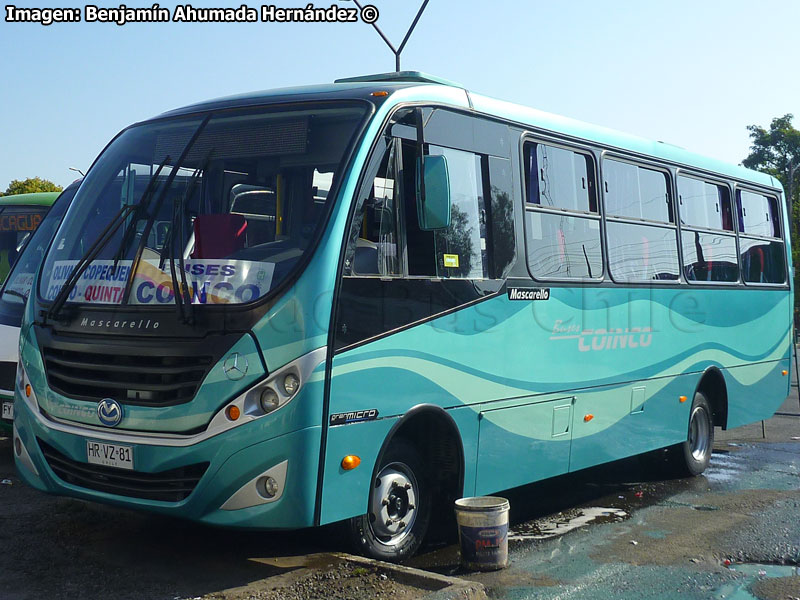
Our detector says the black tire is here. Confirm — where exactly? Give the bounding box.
[671,391,714,477]
[346,439,431,562]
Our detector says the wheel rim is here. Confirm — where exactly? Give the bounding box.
[688,405,711,461]
[368,461,419,548]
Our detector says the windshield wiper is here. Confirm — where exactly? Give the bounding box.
[160,151,213,323]
[121,114,211,306]
[112,157,172,269]
[46,203,137,322]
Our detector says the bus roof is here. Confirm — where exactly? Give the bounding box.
[155,72,778,192]
[0,191,60,207]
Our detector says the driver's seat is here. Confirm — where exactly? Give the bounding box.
[192,214,247,259]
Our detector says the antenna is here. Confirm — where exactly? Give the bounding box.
[347,0,430,72]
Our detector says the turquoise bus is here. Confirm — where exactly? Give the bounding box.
[13,73,791,561]
[0,191,59,285]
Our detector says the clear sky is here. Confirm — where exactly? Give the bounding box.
[1,0,798,190]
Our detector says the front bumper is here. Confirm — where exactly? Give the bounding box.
[14,394,321,530]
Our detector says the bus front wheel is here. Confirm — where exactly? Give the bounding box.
[672,391,714,476]
[347,439,431,562]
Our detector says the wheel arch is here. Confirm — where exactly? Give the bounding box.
[694,366,729,430]
[371,404,466,507]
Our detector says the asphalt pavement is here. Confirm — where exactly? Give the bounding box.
[1,381,798,599]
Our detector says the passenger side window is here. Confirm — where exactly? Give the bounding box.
[524,142,602,280]
[737,190,780,238]
[677,176,732,231]
[677,176,738,283]
[736,189,785,284]
[604,159,672,223]
[603,158,678,282]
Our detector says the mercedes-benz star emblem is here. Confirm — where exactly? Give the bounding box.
[97,398,123,427]
[223,352,249,381]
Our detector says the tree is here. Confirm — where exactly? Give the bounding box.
[742,114,800,228]
[743,115,800,310]
[1,177,62,197]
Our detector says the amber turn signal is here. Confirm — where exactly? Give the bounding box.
[679,396,687,403]
[25,384,31,398]
[583,414,594,422]
[341,455,361,470]
[782,370,788,376]
[225,405,241,421]
[370,90,389,97]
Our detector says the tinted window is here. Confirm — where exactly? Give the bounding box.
[740,237,785,284]
[678,176,732,231]
[737,190,780,237]
[607,222,679,282]
[346,139,402,277]
[526,143,596,212]
[681,231,738,282]
[430,146,488,279]
[604,159,671,222]
[488,157,516,279]
[527,212,602,279]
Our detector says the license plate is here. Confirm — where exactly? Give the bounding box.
[86,441,134,470]
[1,402,12,420]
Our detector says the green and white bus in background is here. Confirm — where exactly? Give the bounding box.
[0,191,58,284]
[0,182,81,430]
[13,73,791,561]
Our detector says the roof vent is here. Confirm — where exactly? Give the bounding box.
[335,71,463,88]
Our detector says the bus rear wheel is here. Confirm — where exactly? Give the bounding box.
[672,391,714,476]
[347,439,431,562]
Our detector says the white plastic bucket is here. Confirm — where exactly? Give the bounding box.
[454,496,510,571]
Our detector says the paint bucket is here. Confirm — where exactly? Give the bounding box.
[454,496,510,571]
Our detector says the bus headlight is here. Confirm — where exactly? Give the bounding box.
[259,388,280,414]
[207,347,325,437]
[282,373,299,396]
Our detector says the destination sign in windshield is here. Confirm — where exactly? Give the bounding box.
[0,210,45,233]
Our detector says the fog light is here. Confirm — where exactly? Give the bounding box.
[283,373,299,396]
[14,436,22,457]
[259,388,280,413]
[261,476,279,498]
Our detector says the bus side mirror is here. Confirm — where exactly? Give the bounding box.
[416,154,451,231]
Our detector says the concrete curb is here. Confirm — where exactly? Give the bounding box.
[331,553,487,600]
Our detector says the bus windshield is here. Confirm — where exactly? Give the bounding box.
[0,205,49,285]
[39,103,368,307]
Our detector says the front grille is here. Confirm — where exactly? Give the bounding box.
[38,439,208,503]
[42,346,213,407]
[0,361,15,391]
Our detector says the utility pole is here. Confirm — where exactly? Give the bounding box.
[789,160,799,239]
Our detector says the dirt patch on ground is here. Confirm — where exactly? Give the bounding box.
[596,489,796,567]
[751,575,800,600]
[0,437,448,600]
[203,561,432,600]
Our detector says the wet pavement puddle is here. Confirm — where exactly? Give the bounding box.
[508,507,629,541]
[714,563,800,599]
